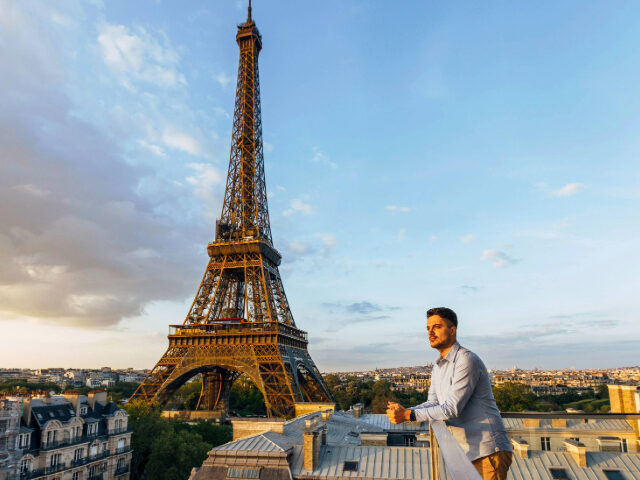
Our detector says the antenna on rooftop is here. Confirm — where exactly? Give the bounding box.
[247,0,252,22]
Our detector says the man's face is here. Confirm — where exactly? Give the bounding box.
[427,314,456,350]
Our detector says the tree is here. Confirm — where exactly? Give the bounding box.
[493,383,536,412]
[370,380,397,414]
[145,429,211,480]
[124,400,171,479]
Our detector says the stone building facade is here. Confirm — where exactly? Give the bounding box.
[0,391,131,480]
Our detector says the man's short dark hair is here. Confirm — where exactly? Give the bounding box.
[426,307,458,328]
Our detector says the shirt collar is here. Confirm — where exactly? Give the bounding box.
[436,341,460,366]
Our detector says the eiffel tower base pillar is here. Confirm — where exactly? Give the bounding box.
[197,369,238,411]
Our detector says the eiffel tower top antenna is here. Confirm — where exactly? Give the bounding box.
[247,0,252,22]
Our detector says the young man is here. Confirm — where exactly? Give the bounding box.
[386,307,512,480]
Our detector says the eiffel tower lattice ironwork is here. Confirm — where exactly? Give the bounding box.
[130,4,333,418]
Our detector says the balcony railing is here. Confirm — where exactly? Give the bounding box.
[429,420,482,480]
[115,446,131,455]
[40,435,89,451]
[88,474,104,480]
[115,464,130,476]
[18,462,68,480]
[108,426,133,435]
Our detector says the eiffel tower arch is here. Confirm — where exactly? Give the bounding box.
[130,4,333,418]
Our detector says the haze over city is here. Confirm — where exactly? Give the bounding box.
[1,0,639,371]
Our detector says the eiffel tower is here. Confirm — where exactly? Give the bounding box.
[131,3,333,418]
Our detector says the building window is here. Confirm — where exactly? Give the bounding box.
[88,423,98,436]
[19,433,30,448]
[343,461,359,472]
[404,436,416,447]
[603,471,626,480]
[227,468,260,478]
[541,437,551,451]
[570,437,579,443]
[73,472,81,480]
[20,459,31,473]
[622,439,628,452]
[74,448,83,461]
[549,468,570,479]
[50,453,61,467]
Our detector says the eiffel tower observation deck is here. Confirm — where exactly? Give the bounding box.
[130,3,334,418]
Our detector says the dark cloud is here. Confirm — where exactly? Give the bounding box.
[0,4,208,327]
[321,301,399,315]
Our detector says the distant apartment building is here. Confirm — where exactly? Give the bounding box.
[0,391,132,480]
[0,399,21,480]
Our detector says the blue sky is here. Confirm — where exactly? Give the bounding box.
[1,0,638,371]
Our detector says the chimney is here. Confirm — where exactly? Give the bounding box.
[353,403,363,419]
[304,430,320,471]
[564,439,586,467]
[88,390,107,410]
[64,392,81,416]
[22,398,33,426]
[511,437,529,459]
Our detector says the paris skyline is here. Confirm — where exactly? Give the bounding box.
[1,0,639,371]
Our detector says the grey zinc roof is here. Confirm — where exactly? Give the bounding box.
[503,418,634,432]
[290,445,447,480]
[217,431,293,453]
[508,451,640,480]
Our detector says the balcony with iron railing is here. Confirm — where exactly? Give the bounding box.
[40,435,90,451]
[108,426,133,436]
[115,463,130,476]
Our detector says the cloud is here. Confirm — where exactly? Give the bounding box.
[320,233,337,256]
[311,147,337,169]
[385,205,411,212]
[551,183,586,197]
[163,129,203,156]
[0,3,205,328]
[480,249,519,268]
[138,139,166,157]
[214,71,231,88]
[398,228,406,241]
[460,284,480,294]
[12,184,51,198]
[97,23,186,88]
[283,198,313,216]
[461,234,474,243]
[185,163,224,220]
[322,301,400,316]
[213,106,230,119]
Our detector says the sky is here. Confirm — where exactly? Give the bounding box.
[1,0,639,372]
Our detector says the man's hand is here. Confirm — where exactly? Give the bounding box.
[386,401,412,424]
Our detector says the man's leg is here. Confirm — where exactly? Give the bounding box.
[471,451,513,480]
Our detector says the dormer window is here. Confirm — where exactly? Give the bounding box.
[80,407,87,415]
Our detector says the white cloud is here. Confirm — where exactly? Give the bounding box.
[138,139,166,157]
[213,106,230,118]
[398,228,406,240]
[461,234,474,243]
[264,141,275,153]
[311,146,337,169]
[283,198,313,216]
[97,23,186,87]
[320,233,337,255]
[185,163,224,221]
[481,249,519,268]
[385,205,411,212]
[551,183,586,197]
[163,129,203,156]
[214,71,231,88]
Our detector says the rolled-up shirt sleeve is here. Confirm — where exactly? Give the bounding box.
[412,352,480,423]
